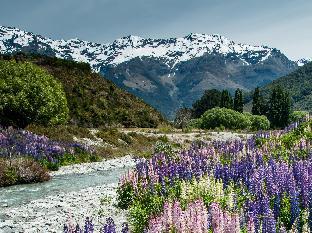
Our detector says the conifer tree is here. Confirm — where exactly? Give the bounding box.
[268,86,291,128]
[233,88,243,113]
[220,90,233,109]
[252,87,267,115]
[192,89,222,118]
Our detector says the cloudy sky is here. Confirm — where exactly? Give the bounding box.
[1,0,311,60]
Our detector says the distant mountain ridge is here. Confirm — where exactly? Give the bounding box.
[0,26,278,68]
[0,26,303,118]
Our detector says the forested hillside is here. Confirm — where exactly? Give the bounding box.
[261,61,312,111]
[0,53,165,128]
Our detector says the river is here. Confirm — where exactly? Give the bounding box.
[0,157,134,233]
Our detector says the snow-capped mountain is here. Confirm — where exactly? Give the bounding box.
[0,26,299,118]
[1,26,273,70]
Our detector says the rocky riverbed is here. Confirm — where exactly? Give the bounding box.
[0,156,136,233]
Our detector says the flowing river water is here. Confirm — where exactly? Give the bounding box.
[0,159,133,233]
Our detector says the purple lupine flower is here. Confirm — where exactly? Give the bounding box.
[84,217,94,233]
[121,223,129,233]
[102,217,116,233]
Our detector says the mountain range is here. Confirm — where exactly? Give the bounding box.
[0,26,309,118]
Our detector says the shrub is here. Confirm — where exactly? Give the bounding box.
[187,118,202,129]
[0,158,50,187]
[250,115,270,131]
[200,108,251,130]
[198,107,270,131]
[0,60,69,127]
[117,183,135,209]
[157,124,174,133]
[289,111,309,123]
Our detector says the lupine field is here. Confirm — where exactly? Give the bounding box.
[65,116,312,233]
[0,126,95,169]
[0,126,98,186]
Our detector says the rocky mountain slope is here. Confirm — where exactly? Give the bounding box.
[0,26,303,118]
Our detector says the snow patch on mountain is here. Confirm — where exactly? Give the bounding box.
[0,26,275,71]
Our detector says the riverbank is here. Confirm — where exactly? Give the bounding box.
[50,155,136,177]
[0,156,136,233]
[0,184,127,233]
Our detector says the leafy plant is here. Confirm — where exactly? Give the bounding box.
[0,60,69,127]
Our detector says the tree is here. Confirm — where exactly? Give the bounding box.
[220,90,233,109]
[268,86,291,128]
[0,60,69,128]
[174,108,192,129]
[252,87,267,115]
[233,89,243,113]
[192,89,222,118]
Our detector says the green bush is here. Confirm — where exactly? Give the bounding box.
[117,183,135,210]
[0,60,69,127]
[129,202,150,233]
[200,108,251,130]
[289,111,308,123]
[198,107,269,131]
[250,115,270,131]
[187,118,202,129]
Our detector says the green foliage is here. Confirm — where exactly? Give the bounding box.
[187,118,202,129]
[192,89,222,118]
[117,183,135,209]
[199,108,250,130]
[250,115,270,131]
[279,193,292,230]
[289,111,308,123]
[3,166,19,185]
[233,88,244,113]
[268,86,291,128]
[129,201,150,233]
[0,54,165,128]
[261,61,312,111]
[39,152,100,171]
[220,90,233,109]
[197,107,270,131]
[0,60,69,128]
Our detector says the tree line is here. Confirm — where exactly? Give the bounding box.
[175,86,292,129]
[192,89,244,118]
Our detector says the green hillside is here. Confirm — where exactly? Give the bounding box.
[255,62,312,111]
[0,53,165,128]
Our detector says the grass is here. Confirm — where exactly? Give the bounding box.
[95,128,160,159]
[26,124,94,142]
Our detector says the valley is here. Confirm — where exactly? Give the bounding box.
[0,11,311,232]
